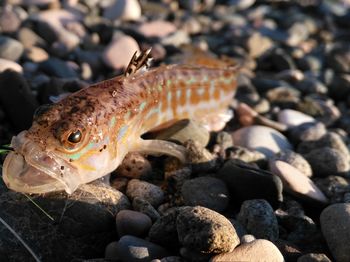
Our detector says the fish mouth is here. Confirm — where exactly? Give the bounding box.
[2,132,80,194]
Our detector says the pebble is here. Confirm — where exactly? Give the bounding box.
[0,36,24,61]
[278,109,315,128]
[116,235,168,262]
[132,197,160,222]
[161,30,190,47]
[304,147,350,177]
[102,34,140,70]
[105,241,119,260]
[314,176,350,203]
[295,78,328,95]
[320,203,350,262]
[126,179,164,207]
[273,149,313,177]
[246,32,273,58]
[226,146,267,166]
[103,0,141,21]
[237,199,279,241]
[17,27,46,48]
[39,58,78,78]
[240,234,256,243]
[217,159,283,209]
[210,239,284,262]
[297,253,332,262]
[177,206,240,254]
[231,125,293,158]
[181,176,229,212]
[288,122,327,144]
[138,20,177,38]
[116,210,152,237]
[116,153,152,179]
[24,46,49,62]
[155,119,210,148]
[0,58,22,73]
[0,5,22,33]
[269,160,328,203]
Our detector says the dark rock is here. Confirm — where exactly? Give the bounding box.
[39,58,78,78]
[328,73,350,101]
[132,197,160,222]
[217,160,283,209]
[116,235,168,262]
[116,210,152,237]
[0,36,24,61]
[275,239,302,262]
[297,253,332,262]
[288,122,327,144]
[314,176,350,203]
[295,78,327,95]
[327,45,350,73]
[181,176,229,212]
[126,179,164,207]
[237,199,279,241]
[252,77,292,93]
[0,70,38,132]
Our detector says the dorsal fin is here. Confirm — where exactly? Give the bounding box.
[124,48,153,77]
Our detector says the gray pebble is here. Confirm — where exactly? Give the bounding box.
[116,210,152,237]
[132,197,160,222]
[273,149,313,177]
[297,253,332,262]
[0,36,24,61]
[288,122,327,144]
[126,179,164,207]
[314,176,350,203]
[237,199,279,241]
[181,176,229,212]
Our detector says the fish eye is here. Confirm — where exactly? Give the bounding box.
[67,130,82,144]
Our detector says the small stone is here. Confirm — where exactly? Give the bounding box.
[161,30,190,47]
[265,86,300,106]
[181,176,229,212]
[102,34,140,70]
[116,153,152,179]
[246,32,273,58]
[278,109,315,128]
[0,36,24,61]
[288,122,327,144]
[297,253,332,262]
[237,199,279,241]
[314,176,350,203]
[103,0,141,21]
[126,179,164,207]
[0,58,22,73]
[232,125,293,158]
[295,77,328,95]
[210,239,284,262]
[217,160,283,209]
[0,5,22,33]
[177,206,240,254]
[132,197,160,222]
[241,234,256,243]
[39,58,78,78]
[24,46,49,63]
[105,241,119,260]
[273,149,313,177]
[303,147,350,177]
[320,203,350,262]
[155,119,210,148]
[116,210,152,237]
[226,146,267,166]
[228,0,256,10]
[179,0,215,12]
[327,45,350,73]
[17,27,46,49]
[116,235,168,262]
[269,160,328,203]
[138,20,177,38]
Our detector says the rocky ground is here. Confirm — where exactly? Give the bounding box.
[1,0,350,261]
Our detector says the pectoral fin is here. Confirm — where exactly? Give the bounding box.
[132,139,187,163]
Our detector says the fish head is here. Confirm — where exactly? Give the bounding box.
[2,94,116,195]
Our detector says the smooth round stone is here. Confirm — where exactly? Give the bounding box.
[24,46,49,62]
[116,153,152,179]
[217,159,283,209]
[102,35,140,70]
[103,0,141,21]
[17,27,46,48]
[246,32,273,58]
[314,176,350,203]
[132,197,160,222]
[0,36,24,61]
[273,149,312,177]
[0,58,22,73]
[304,147,350,177]
[320,203,350,262]
[278,109,315,128]
[297,253,332,262]
[105,241,119,260]
[116,210,152,237]
[210,239,284,262]
[232,125,293,158]
[289,122,327,143]
[138,20,177,38]
[0,5,22,33]
[269,160,328,203]
[241,234,256,243]
[181,176,229,212]
[237,199,279,241]
[116,235,168,262]
[177,206,240,254]
[126,179,164,207]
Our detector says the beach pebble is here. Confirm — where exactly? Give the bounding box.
[278,109,315,128]
[297,253,332,262]
[232,125,293,158]
[226,146,267,166]
[24,46,49,62]
[116,235,168,262]
[151,257,182,262]
[0,58,22,73]
[210,239,284,262]
[126,179,164,207]
[179,0,215,12]
[320,203,350,262]
[288,122,327,143]
[241,234,256,243]
[103,0,141,21]
[217,160,283,209]
[246,32,273,58]
[314,176,350,203]
[116,210,152,237]
[273,149,313,177]
[102,34,140,70]
[177,206,240,254]
[116,153,152,179]
[132,197,160,222]
[138,20,177,38]
[237,199,279,241]
[0,36,24,61]
[17,27,46,48]
[269,160,328,203]
[105,241,119,260]
[161,30,190,47]
[39,58,78,78]
[304,147,350,177]
[0,5,22,33]
[181,176,229,212]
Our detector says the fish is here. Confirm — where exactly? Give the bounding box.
[2,48,239,194]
